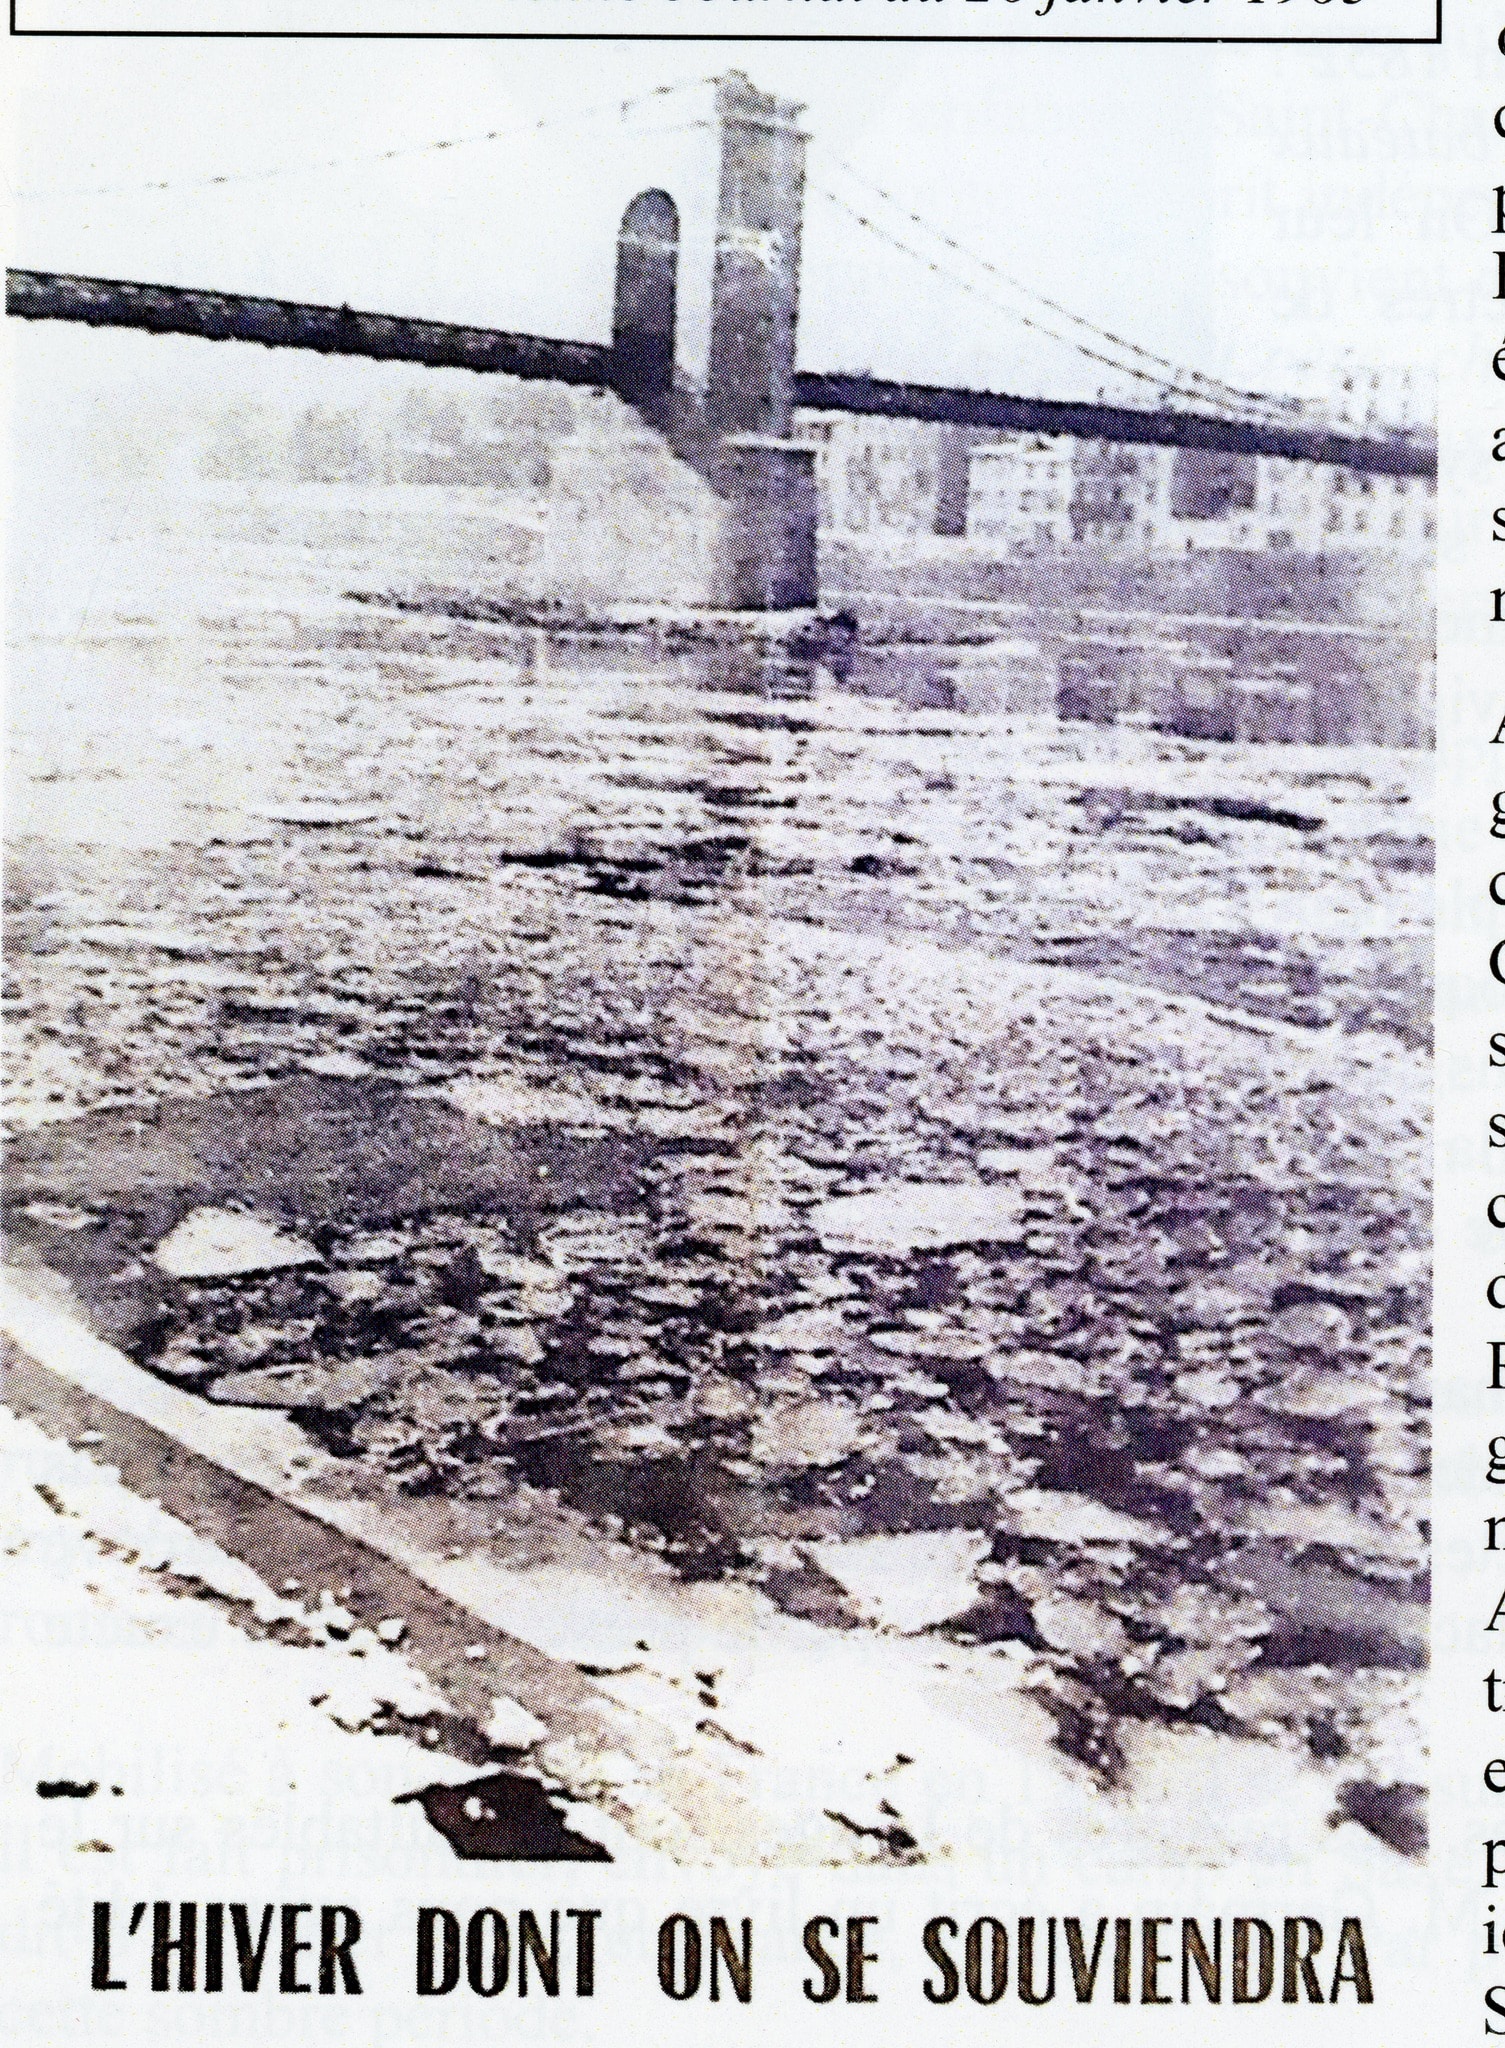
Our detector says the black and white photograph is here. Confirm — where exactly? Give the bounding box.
[3,32,1435,1917]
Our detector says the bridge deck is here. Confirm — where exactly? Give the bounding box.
[7,268,1436,481]
[795,370,1435,480]
[5,267,615,389]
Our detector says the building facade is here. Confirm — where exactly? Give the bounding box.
[957,358,1435,561]
[1004,437,1435,562]
[795,414,943,536]
[966,434,1075,550]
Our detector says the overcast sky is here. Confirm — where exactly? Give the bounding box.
[6,38,1451,411]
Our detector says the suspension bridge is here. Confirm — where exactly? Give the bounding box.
[5,70,1435,610]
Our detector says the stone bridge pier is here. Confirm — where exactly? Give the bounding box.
[610,71,819,612]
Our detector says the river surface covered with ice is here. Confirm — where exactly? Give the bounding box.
[4,467,1431,1860]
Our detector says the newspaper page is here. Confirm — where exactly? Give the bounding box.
[0,2,1474,2042]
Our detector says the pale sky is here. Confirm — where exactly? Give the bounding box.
[6,38,1450,408]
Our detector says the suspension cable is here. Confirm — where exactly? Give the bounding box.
[812,184,1284,424]
[818,154,1302,426]
[14,76,716,205]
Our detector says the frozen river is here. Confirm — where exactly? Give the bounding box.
[4,461,1431,1865]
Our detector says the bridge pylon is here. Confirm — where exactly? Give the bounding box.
[706,72,818,609]
[610,71,819,612]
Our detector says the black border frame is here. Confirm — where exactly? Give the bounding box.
[6,0,1444,45]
